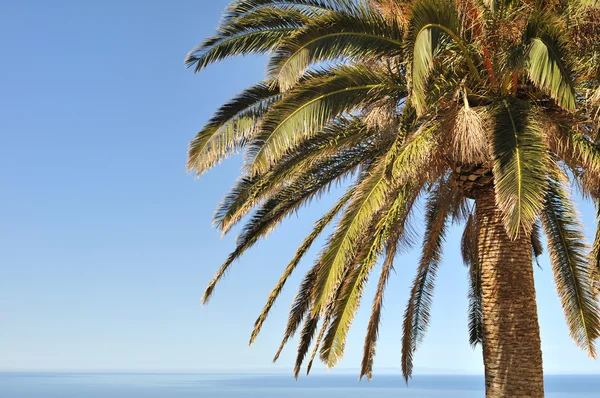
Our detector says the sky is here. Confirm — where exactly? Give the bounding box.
[1,0,599,376]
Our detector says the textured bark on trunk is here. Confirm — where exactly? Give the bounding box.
[475,189,545,397]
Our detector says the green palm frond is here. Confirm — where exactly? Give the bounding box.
[295,253,357,377]
[461,212,483,347]
[319,253,370,368]
[293,311,320,378]
[249,64,406,175]
[319,185,417,368]
[185,7,302,73]
[390,121,442,182]
[221,0,344,24]
[202,150,372,304]
[408,0,478,114]
[591,201,600,293]
[547,122,600,192]
[311,128,439,317]
[249,189,353,346]
[542,177,600,357]
[402,176,454,382]
[268,5,404,90]
[310,158,390,316]
[273,265,318,362]
[306,313,330,375]
[491,100,549,239]
[360,189,420,380]
[187,81,281,176]
[523,12,577,110]
[214,117,380,233]
[359,250,395,380]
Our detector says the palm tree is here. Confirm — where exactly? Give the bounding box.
[185,0,600,396]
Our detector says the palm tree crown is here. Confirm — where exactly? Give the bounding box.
[186,0,600,381]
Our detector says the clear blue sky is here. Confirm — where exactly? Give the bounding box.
[1,0,599,376]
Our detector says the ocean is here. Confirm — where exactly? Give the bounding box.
[1,373,598,397]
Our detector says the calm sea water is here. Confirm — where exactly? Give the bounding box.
[0,373,597,397]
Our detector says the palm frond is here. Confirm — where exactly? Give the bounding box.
[273,264,318,362]
[310,158,390,316]
[492,100,549,239]
[202,150,371,304]
[401,176,454,382]
[461,212,483,347]
[268,5,404,90]
[590,201,600,294]
[546,119,600,193]
[214,117,379,233]
[541,177,600,357]
[532,220,544,267]
[249,189,352,346]
[390,121,443,183]
[186,0,345,71]
[306,314,330,375]
[187,82,281,176]
[249,64,406,175]
[408,0,478,114]
[294,255,356,377]
[522,12,577,111]
[186,6,303,73]
[360,188,420,380]
[294,312,320,378]
[221,0,345,25]
[320,185,417,368]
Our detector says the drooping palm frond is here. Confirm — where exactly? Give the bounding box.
[319,185,418,368]
[293,311,320,378]
[390,121,444,183]
[319,256,370,368]
[187,81,282,176]
[360,189,420,380]
[249,64,406,175]
[531,220,544,267]
[547,120,600,194]
[306,312,330,375]
[312,127,441,317]
[359,248,396,379]
[522,11,577,110]
[541,176,600,357]
[491,100,549,238]
[408,0,479,114]
[249,188,353,346]
[310,158,391,316]
[202,149,374,304]
[214,117,383,233]
[273,260,320,363]
[461,212,483,347]
[294,248,360,378]
[268,4,404,90]
[402,176,455,382]
[591,201,600,293]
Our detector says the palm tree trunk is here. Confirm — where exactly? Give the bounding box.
[475,188,544,397]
